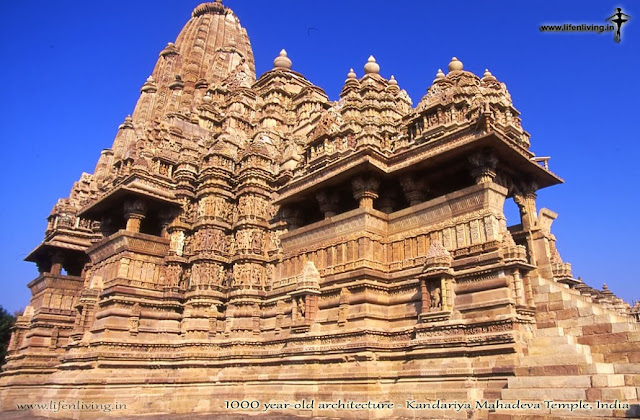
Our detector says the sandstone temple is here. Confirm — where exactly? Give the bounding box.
[2,1,640,419]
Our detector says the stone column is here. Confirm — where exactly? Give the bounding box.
[158,207,176,238]
[440,277,451,311]
[512,268,525,306]
[377,189,398,213]
[400,175,427,206]
[49,252,65,276]
[420,280,431,314]
[283,207,303,230]
[99,215,116,238]
[316,190,340,218]
[514,182,538,230]
[468,151,498,184]
[352,176,380,209]
[124,199,147,233]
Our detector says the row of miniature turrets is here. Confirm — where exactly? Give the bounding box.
[272,50,499,92]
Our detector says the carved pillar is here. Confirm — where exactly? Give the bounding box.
[468,150,498,184]
[158,207,176,238]
[100,215,116,237]
[283,207,303,230]
[316,190,340,218]
[352,176,380,209]
[124,199,147,233]
[512,268,525,306]
[49,251,65,276]
[513,181,538,230]
[378,189,398,213]
[420,280,430,314]
[524,190,538,226]
[400,175,427,206]
[523,274,535,307]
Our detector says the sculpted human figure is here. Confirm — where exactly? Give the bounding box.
[252,230,263,251]
[269,231,280,251]
[228,235,236,255]
[206,197,214,217]
[225,269,234,288]
[191,265,201,286]
[185,201,195,222]
[259,199,268,219]
[238,197,247,217]
[213,230,222,251]
[167,265,181,287]
[202,264,211,285]
[255,266,264,287]
[240,266,249,285]
[221,200,230,221]
[430,286,442,309]
[204,229,214,249]
[181,267,191,289]
[173,231,185,256]
[247,195,255,219]
[217,265,224,285]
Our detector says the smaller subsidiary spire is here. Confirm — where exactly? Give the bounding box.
[118,115,134,130]
[432,69,445,84]
[482,68,497,82]
[159,42,178,57]
[140,76,157,94]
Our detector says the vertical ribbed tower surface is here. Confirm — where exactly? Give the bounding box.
[2,1,640,419]
[133,0,255,123]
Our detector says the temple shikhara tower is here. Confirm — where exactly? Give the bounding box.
[2,2,640,419]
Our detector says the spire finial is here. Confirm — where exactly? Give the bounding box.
[364,55,380,75]
[389,75,398,85]
[273,49,292,70]
[448,57,463,72]
[347,68,357,80]
[433,68,446,83]
[192,1,226,18]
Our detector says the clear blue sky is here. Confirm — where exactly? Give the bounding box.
[0,0,638,313]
